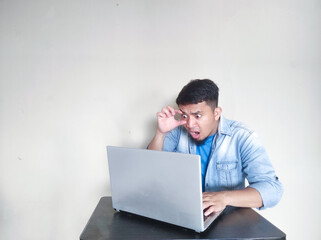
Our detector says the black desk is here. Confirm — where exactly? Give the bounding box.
[80,197,286,240]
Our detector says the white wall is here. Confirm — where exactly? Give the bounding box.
[0,0,320,239]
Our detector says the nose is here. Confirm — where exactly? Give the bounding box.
[186,117,196,129]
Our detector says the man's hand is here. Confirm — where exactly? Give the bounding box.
[157,106,186,134]
[202,188,263,216]
[148,106,186,151]
[202,191,229,216]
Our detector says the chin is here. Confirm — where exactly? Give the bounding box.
[194,137,206,144]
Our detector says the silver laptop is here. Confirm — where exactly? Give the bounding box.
[106,146,221,232]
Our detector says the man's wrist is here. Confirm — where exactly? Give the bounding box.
[156,129,168,138]
[223,191,232,206]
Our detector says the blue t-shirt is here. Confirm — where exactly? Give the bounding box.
[196,134,215,191]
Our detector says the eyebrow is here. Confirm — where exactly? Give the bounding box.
[192,111,203,116]
[179,109,203,115]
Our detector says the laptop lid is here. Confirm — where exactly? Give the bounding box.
[107,146,218,232]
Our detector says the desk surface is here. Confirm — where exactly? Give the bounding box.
[80,197,286,240]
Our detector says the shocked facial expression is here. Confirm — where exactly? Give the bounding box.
[179,101,221,142]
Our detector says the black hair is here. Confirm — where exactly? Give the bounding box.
[176,79,219,109]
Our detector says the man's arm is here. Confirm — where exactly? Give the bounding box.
[148,130,167,151]
[203,131,283,216]
[148,106,186,151]
[202,187,263,216]
[241,132,283,209]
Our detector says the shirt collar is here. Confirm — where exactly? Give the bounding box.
[217,115,232,136]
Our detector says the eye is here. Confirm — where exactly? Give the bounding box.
[182,114,188,119]
[196,114,201,118]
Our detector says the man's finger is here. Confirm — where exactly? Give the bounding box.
[167,106,176,116]
[203,201,211,210]
[202,193,213,201]
[161,107,172,118]
[157,112,166,118]
[177,120,187,126]
[204,206,215,216]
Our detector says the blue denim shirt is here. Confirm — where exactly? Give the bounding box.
[163,115,283,210]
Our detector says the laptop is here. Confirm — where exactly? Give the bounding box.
[106,146,222,232]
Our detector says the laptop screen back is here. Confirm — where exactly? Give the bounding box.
[107,146,204,232]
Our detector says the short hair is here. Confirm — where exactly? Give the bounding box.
[176,79,219,109]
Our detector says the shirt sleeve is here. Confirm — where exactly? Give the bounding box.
[240,132,283,210]
[163,127,181,152]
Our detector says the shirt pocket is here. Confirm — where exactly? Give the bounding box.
[216,161,239,189]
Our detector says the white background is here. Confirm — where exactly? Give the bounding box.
[1,0,320,239]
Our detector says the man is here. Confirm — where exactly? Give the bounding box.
[148,79,283,217]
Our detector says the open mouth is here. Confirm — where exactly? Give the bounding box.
[189,131,200,139]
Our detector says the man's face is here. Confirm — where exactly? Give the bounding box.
[178,101,221,142]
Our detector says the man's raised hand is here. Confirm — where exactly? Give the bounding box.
[156,106,186,134]
[148,106,186,151]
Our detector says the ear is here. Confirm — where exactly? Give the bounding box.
[214,107,222,120]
